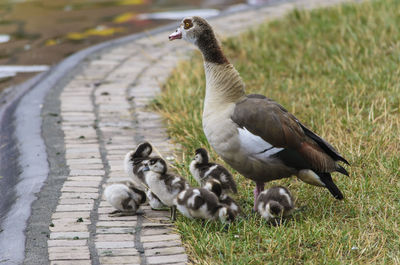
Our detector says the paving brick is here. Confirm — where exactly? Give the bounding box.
[96,227,134,234]
[145,246,186,257]
[49,250,90,260]
[49,222,88,232]
[95,234,134,242]
[48,240,88,247]
[59,198,94,205]
[63,180,101,187]
[98,214,138,221]
[69,169,105,176]
[141,234,181,243]
[96,221,137,227]
[66,158,103,165]
[61,186,98,193]
[66,176,103,182]
[98,248,139,256]
[56,204,93,212]
[95,241,135,249]
[50,232,89,240]
[52,211,91,220]
[50,260,91,265]
[142,240,183,250]
[141,228,172,236]
[146,254,188,265]
[99,255,141,264]
[60,192,99,200]
[48,246,90,253]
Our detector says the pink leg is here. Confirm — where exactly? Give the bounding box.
[253,182,264,211]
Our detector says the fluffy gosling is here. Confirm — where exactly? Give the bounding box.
[256,186,294,223]
[190,148,237,194]
[104,181,146,216]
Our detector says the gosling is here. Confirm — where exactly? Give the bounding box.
[104,181,147,216]
[256,186,294,222]
[124,142,165,209]
[190,148,237,194]
[203,178,241,216]
[124,142,153,185]
[142,157,189,220]
[175,187,237,223]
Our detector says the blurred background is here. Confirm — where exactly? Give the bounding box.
[0,0,274,92]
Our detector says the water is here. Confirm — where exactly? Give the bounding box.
[0,0,251,91]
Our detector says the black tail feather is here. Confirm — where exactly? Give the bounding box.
[336,165,349,176]
[300,123,350,165]
[318,173,344,200]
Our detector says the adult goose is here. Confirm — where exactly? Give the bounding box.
[169,16,349,209]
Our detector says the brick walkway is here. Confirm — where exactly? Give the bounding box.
[25,0,353,264]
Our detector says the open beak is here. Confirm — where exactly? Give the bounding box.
[169,27,182,41]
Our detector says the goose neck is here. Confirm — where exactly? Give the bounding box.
[203,62,246,106]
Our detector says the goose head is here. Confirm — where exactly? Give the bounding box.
[169,16,228,65]
[169,16,212,44]
[143,157,167,174]
[193,148,209,164]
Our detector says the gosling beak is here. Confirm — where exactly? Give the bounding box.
[169,27,182,41]
[142,166,150,172]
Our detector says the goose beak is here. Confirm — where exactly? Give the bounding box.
[169,27,182,41]
[142,166,150,172]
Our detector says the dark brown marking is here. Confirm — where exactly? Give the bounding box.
[192,17,229,64]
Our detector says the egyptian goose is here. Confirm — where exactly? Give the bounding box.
[104,181,147,216]
[169,17,349,209]
[124,142,165,209]
[203,178,241,216]
[190,148,237,194]
[142,157,189,220]
[175,187,237,223]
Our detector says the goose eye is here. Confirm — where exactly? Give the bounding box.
[183,20,192,29]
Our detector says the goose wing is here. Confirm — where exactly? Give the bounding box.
[231,94,348,173]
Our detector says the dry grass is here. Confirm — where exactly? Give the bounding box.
[152,0,400,264]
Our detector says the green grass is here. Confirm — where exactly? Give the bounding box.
[153,0,400,264]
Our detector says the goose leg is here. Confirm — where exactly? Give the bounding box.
[108,210,122,217]
[170,206,177,221]
[253,182,265,211]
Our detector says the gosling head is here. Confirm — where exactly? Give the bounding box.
[143,157,167,175]
[217,206,236,224]
[193,148,209,164]
[134,142,152,158]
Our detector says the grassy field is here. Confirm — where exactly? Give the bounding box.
[153,0,400,264]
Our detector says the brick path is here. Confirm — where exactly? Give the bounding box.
[20,0,353,264]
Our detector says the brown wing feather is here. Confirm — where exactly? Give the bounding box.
[232,95,342,172]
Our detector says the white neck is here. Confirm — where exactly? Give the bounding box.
[203,62,245,112]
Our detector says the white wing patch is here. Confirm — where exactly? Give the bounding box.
[203,164,218,178]
[279,188,292,207]
[237,127,283,159]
